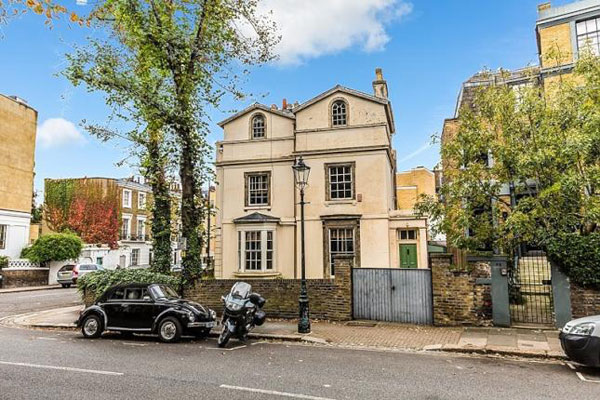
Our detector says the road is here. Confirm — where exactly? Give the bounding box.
[0,289,599,399]
[0,288,80,318]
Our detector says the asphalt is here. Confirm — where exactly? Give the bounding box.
[1,288,599,399]
[0,287,80,318]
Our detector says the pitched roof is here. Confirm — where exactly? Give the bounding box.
[217,103,295,127]
[292,85,388,113]
[233,212,280,224]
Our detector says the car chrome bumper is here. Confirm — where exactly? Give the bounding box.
[187,321,215,328]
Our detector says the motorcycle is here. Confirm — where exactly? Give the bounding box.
[217,282,266,348]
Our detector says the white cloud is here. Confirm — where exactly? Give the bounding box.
[259,0,413,65]
[37,118,85,148]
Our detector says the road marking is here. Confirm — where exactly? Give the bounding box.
[220,385,336,400]
[122,342,147,347]
[36,337,57,341]
[566,362,577,370]
[0,361,124,376]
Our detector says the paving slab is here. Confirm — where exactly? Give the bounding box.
[486,333,518,347]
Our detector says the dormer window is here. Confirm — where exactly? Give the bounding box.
[332,100,347,126]
[251,114,265,139]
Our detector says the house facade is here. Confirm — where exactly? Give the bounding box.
[0,94,36,259]
[214,69,429,279]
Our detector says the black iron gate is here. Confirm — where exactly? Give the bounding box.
[508,250,554,326]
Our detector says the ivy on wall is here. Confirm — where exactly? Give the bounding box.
[45,179,120,249]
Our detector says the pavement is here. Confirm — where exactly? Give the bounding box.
[0,284,62,294]
[2,303,566,360]
[0,320,598,400]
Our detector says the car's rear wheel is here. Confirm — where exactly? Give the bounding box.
[81,314,103,339]
[158,317,182,343]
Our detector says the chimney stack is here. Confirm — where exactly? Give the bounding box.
[372,68,389,99]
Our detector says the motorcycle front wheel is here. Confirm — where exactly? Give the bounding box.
[217,325,232,348]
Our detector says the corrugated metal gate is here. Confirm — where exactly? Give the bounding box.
[352,268,433,324]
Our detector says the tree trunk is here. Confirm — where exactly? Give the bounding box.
[146,133,172,275]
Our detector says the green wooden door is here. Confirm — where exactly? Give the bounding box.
[399,244,418,268]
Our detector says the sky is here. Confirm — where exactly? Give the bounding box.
[0,0,575,200]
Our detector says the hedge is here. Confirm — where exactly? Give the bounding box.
[77,268,179,300]
[23,232,83,264]
[547,232,600,288]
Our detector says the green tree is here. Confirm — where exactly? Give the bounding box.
[418,52,600,285]
[71,0,278,282]
[23,232,83,265]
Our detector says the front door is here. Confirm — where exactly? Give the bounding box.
[399,244,418,268]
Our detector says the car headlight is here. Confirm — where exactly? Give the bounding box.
[187,312,195,322]
[570,322,595,336]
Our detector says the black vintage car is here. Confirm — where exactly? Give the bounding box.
[76,283,217,343]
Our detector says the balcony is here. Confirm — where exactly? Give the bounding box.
[119,233,149,242]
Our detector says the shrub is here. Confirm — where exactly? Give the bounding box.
[0,255,8,270]
[24,232,83,264]
[547,233,600,288]
[77,268,179,300]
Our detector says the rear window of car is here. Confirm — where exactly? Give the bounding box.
[59,265,75,272]
[108,288,125,301]
[80,264,97,271]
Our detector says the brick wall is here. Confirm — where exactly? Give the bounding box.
[1,268,49,289]
[184,257,353,321]
[430,254,492,326]
[571,284,600,319]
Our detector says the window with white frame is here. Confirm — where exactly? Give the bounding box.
[398,229,417,241]
[237,230,275,272]
[131,248,140,266]
[328,228,354,276]
[122,189,132,208]
[327,164,354,200]
[121,216,131,239]
[246,172,270,206]
[577,17,600,56]
[137,217,146,240]
[0,224,6,249]
[251,114,265,139]
[138,192,147,209]
[332,100,347,126]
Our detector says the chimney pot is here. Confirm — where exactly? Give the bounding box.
[538,2,551,12]
[375,68,384,81]
[282,98,287,109]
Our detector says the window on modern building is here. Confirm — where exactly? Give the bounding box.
[332,100,347,126]
[399,229,417,241]
[137,217,146,240]
[0,224,6,249]
[237,230,275,272]
[328,228,354,276]
[251,114,266,139]
[246,173,270,206]
[577,17,600,56]
[131,248,140,266]
[328,164,354,200]
[122,189,132,208]
[121,216,131,239]
[138,192,147,209]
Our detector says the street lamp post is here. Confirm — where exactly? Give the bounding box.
[293,156,311,334]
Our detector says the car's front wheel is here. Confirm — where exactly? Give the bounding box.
[158,317,182,343]
[81,314,103,339]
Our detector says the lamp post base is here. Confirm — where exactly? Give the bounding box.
[298,296,311,334]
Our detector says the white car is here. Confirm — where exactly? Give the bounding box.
[560,315,600,367]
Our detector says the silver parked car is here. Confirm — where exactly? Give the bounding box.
[57,263,104,288]
[560,315,600,367]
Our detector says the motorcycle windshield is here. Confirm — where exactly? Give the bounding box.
[230,282,252,299]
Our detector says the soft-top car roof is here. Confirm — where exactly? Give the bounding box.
[97,282,157,302]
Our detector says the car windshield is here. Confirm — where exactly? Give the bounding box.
[150,284,179,300]
[80,264,97,271]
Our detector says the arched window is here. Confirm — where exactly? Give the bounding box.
[332,100,347,126]
[251,114,265,139]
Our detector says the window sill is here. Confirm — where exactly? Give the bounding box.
[244,206,271,211]
[233,271,281,279]
[325,200,356,206]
